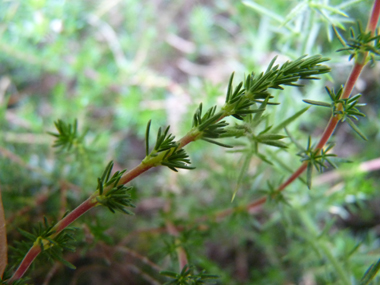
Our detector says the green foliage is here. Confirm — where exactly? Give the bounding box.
[0,277,29,285]
[223,55,330,119]
[304,86,367,140]
[47,119,88,154]
[12,218,76,270]
[335,22,380,63]
[96,161,135,215]
[192,104,231,148]
[144,121,195,171]
[1,0,380,284]
[160,264,219,285]
[297,137,338,189]
[161,147,195,172]
[258,181,290,206]
[361,258,380,285]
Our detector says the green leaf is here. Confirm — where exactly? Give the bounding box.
[201,138,233,148]
[17,228,37,241]
[145,120,152,156]
[306,162,313,190]
[285,128,305,151]
[303,99,332,107]
[311,3,349,17]
[333,26,347,46]
[231,153,253,202]
[360,259,380,285]
[260,140,288,148]
[160,271,178,278]
[280,2,307,27]
[242,0,284,23]
[270,107,310,134]
[346,117,368,140]
[258,134,286,140]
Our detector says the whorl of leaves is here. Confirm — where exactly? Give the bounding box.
[96,161,135,215]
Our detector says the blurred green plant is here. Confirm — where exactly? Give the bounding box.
[0,0,379,284]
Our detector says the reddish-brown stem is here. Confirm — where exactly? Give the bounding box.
[238,1,379,215]
[8,130,201,283]
[7,246,40,283]
[118,163,153,186]
[367,0,380,33]
[341,61,366,100]
[316,116,340,150]
[8,3,379,281]
[8,197,98,282]
[278,163,308,191]
[241,63,367,214]
[246,196,267,212]
[53,197,98,233]
[178,131,201,149]
[117,130,201,186]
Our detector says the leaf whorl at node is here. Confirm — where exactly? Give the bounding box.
[96,161,135,215]
[13,218,76,269]
[145,121,179,156]
[47,119,79,152]
[296,137,338,189]
[335,22,380,63]
[303,86,367,140]
[160,264,219,285]
[192,103,232,148]
[258,181,290,206]
[161,147,195,172]
[96,186,135,215]
[154,126,177,153]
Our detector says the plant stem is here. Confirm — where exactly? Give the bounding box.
[7,129,204,283]
[319,242,351,285]
[117,162,154,186]
[367,0,380,34]
[210,0,379,222]
[341,60,367,99]
[294,212,351,285]
[8,197,98,283]
[6,246,41,283]
[52,197,98,234]
[7,2,379,281]
[240,0,379,214]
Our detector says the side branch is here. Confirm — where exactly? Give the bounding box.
[367,0,380,34]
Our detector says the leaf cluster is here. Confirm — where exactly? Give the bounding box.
[11,218,76,270]
[249,126,288,149]
[96,161,135,215]
[192,104,231,148]
[223,55,330,120]
[258,181,290,206]
[190,55,330,150]
[296,137,337,189]
[48,119,88,154]
[334,22,380,63]
[303,86,367,140]
[160,264,218,285]
[145,121,195,171]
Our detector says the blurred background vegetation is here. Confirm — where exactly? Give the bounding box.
[1,0,380,284]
